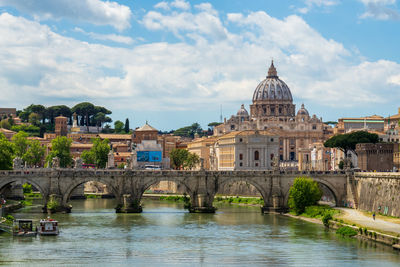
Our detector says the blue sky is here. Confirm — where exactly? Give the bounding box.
[0,0,399,131]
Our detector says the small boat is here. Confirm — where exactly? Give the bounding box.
[38,217,59,236]
[12,219,37,237]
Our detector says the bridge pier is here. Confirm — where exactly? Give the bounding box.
[189,193,216,213]
[261,195,287,214]
[46,194,72,214]
[116,194,142,213]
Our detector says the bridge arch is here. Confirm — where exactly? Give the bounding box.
[283,178,340,207]
[215,176,269,206]
[0,177,49,206]
[62,177,121,205]
[140,177,194,198]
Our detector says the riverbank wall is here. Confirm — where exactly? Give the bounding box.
[354,173,400,217]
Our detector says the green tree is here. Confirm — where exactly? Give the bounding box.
[288,177,322,215]
[124,118,130,133]
[174,123,203,138]
[114,120,124,134]
[0,133,14,170]
[81,150,95,165]
[0,118,11,129]
[185,152,200,170]
[11,131,29,158]
[23,140,45,167]
[94,112,112,132]
[28,112,41,126]
[91,138,110,168]
[324,131,379,156]
[71,102,95,131]
[208,122,222,128]
[170,148,189,169]
[46,136,73,168]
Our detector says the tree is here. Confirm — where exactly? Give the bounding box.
[47,136,73,168]
[11,131,29,158]
[0,133,14,170]
[0,119,11,129]
[81,150,95,165]
[94,112,112,132]
[91,138,110,168]
[114,120,124,134]
[28,112,41,126]
[324,131,379,156]
[288,177,322,215]
[208,122,222,128]
[124,118,130,133]
[174,123,203,138]
[185,152,200,170]
[71,102,95,131]
[170,148,189,169]
[23,140,45,167]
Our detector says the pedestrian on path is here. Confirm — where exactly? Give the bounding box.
[373,212,376,220]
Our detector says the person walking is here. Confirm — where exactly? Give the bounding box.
[373,212,376,220]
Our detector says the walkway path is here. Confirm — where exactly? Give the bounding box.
[337,208,400,235]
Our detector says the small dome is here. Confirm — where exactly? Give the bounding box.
[237,104,249,116]
[252,61,293,102]
[297,103,309,116]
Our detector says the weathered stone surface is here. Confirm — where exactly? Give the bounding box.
[354,172,400,217]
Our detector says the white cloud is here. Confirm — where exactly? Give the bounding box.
[154,1,170,10]
[74,27,134,45]
[297,0,339,14]
[0,4,399,121]
[388,74,400,85]
[359,0,400,20]
[0,0,132,30]
[171,0,190,10]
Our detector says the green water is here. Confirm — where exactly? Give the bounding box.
[1,199,399,266]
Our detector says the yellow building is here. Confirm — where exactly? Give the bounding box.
[187,136,218,170]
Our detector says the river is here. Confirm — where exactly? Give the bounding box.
[1,199,400,266]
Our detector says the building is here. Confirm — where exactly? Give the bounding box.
[214,61,331,163]
[0,108,16,118]
[0,128,16,140]
[55,116,68,137]
[187,136,218,170]
[133,122,158,144]
[334,115,385,134]
[210,130,279,171]
[356,143,394,172]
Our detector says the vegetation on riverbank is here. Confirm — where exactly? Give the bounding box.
[336,226,358,237]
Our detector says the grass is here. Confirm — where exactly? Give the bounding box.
[214,196,264,206]
[290,205,339,219]
[85,194,102,199]
[24,192,42,200]
[20,200,33,207]
[336,226,358,237]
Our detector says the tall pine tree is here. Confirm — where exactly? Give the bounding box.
[124,118,130,133]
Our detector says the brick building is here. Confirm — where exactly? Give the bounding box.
[356,143,394,172]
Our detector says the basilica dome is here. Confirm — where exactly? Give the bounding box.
[237,104,249,116]
[252,61,293,102]
[297,103,309,116]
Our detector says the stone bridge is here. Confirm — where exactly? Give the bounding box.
[0,169,352,213]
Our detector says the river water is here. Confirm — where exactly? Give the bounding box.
[1,199,400,266]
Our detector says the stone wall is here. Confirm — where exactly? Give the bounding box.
[354,173,400,217]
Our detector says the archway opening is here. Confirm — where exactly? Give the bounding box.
[0,180,46,210]
[318,183,337,207]
[215,179,265,207]
[141,180,192,211]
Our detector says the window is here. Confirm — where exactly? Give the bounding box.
[239,138,243,142]
[290,152,295,161]
[239,162,243,167]
[270,138,274,142]
[254,150,259,160]
[231,125,235,130]
[280,155,283,160]
[255,163,258,167]
[239,154,243,160]
[271,107,275,114]
[312,124,317,130]
[270,153,274,160]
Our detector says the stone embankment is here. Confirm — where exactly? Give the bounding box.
[354,172,400,217]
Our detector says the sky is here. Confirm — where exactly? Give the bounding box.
[0,0,399,131]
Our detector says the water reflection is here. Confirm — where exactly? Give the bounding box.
[0,199,399,266]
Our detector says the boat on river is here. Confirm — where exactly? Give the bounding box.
[38,217,59,236]
[12,219,37,237]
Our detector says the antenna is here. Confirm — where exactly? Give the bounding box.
[220,104,223,123]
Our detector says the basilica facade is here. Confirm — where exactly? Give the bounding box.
[214,62,332,162]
